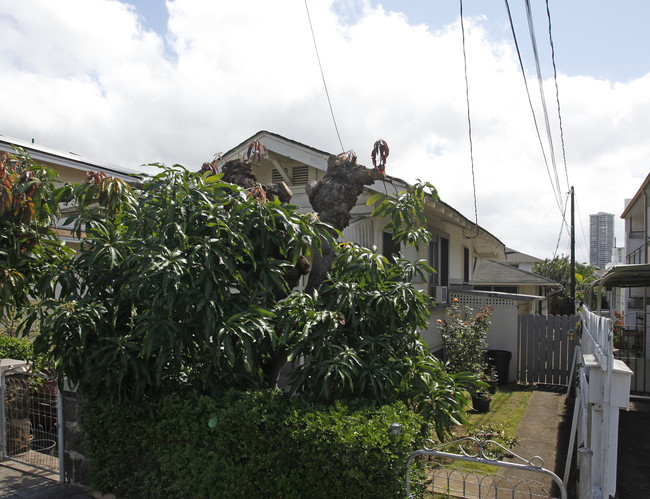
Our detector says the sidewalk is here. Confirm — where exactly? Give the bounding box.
[0,461,91,499]
[500,385,574,498]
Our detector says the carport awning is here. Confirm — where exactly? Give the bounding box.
[591,264,650,289]
[585,263,650,312]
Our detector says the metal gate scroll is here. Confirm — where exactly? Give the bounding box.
[406,432,567,499]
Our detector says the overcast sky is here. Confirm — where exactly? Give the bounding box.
[1,0,648,263]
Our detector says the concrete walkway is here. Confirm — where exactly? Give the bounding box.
[501,385,573,498]
[0,461,90,499]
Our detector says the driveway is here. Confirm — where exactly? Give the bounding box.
[0,461,90,499]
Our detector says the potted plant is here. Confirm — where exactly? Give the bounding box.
[438,298,494,412]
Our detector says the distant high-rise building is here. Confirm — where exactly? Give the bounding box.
[589,212,615,269]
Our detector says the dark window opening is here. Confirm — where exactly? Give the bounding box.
[428,239,439,288]
[440,237,449,286]
[383,231,401,263]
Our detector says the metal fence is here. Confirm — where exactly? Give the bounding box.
[406,433,567,498]
[0,369,62,476]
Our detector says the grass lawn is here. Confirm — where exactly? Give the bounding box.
[445,384,534,474]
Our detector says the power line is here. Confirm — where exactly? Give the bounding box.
[523,0,563,208]
[304,0,345,153]
[459,0,479,234]
[503,0,564,217]
[545,0,570,191]
[574,194,591,263]
[552,190,570,258]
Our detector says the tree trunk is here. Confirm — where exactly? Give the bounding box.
[221,159,292,202]
[304,154,384,293]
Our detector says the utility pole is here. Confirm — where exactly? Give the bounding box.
[570,186,576,307]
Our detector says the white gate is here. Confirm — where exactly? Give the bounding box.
[406,433,567,498]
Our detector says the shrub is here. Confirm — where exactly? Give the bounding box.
[81,389,427,498]
[438,299,492,377]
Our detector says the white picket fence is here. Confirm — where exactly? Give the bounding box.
[565,306,632,499]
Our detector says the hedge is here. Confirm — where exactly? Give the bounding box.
[81,389,428,498]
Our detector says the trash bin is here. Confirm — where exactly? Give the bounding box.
[487,350,512,385]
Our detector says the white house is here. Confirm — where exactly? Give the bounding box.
[223,131,533,376]
[3,130,530,380]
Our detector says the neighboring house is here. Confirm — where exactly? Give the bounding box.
[473,258,558,315]
[620,172,650,373]
[503,247,543,273]
[0,134,149,250]
[622,172,650,266]
[223,131,533,376]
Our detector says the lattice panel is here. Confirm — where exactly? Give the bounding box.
[451,293,517,310]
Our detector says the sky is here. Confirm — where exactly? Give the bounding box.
[1,0,649,263]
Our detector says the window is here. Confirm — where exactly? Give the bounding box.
[382,231,400,263]
[428,239,439,287]
[427,233,449,296]
[463,247,470,283]
[440,237,449,286]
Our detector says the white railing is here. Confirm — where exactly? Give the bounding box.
[566,307,632,499]
[580,307,613,370]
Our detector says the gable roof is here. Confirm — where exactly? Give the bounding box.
[473,259,558,286]
[620,172,650,219]
[0,134,149,181]
[504,247,543,266]
[225,131,506,256]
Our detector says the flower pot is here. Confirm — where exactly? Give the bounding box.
[472,393,492,413]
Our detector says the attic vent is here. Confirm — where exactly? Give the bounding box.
[272,165,309,186]
[292,166,309,185]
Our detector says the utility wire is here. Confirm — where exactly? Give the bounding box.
[503,0,564,216]
[545,0,570,190]
[552,191,570,258]
[304,0,345,153]
[524,0,563,208]
[459,0,480,235]
[574,195,591,262]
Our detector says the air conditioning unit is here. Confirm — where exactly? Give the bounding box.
[430,285,448,304]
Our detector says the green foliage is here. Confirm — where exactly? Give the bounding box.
[31,165,473,438]
[32,166,334,399]
[0,334,51,371]
[532,254,598,301]
[81,389,427,499]
[367,180,438,250]
[0,149,74,329]
[289,243,433,402]
[285,243,474,438]
[439,299,493,378]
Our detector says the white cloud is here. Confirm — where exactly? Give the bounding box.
[0,0,647,261]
